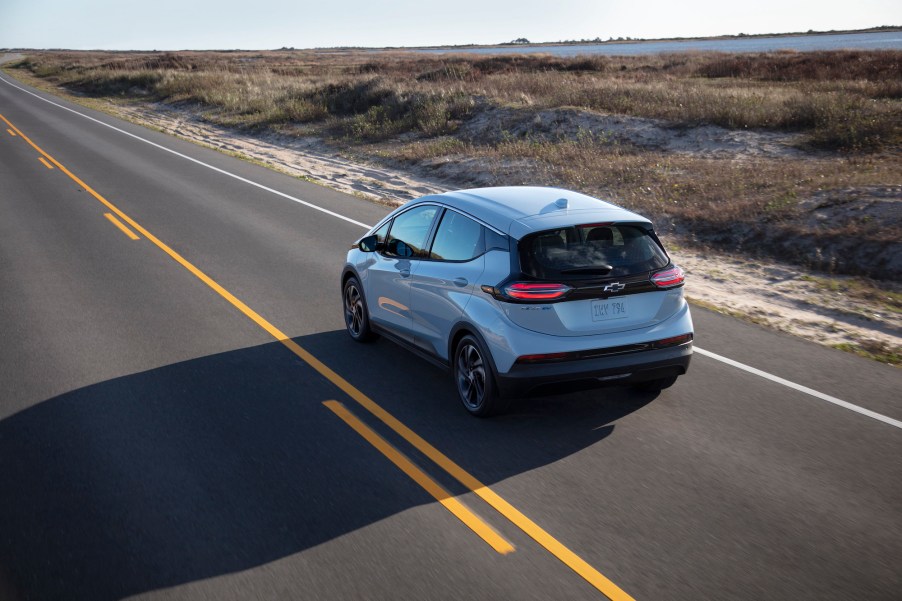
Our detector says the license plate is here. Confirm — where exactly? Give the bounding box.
[591,298,629,322]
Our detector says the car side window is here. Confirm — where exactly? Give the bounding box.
[384,205,438,258]
[429,210,485,262]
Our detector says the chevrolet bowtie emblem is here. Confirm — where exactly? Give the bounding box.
[603,282,626,293]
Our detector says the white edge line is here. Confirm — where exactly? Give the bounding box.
[694,347,902,429]
[4,72,899,431]
[0,73,371,230]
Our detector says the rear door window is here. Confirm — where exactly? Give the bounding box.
[429,210,485,262]
[520,224,668,279]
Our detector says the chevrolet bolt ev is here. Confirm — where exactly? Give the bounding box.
[341,187,693,416]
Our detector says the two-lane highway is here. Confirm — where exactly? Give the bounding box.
[1,68,900,601]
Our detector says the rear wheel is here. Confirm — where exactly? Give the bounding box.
[454,335,508,417]
[633,375,678,392]
[343,276,377,342]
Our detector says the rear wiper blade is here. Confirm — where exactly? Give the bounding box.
[560,266,613,274]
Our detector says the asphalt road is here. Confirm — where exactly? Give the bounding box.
[1,67,900,601]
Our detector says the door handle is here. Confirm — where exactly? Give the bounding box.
[400,269,410,278]
[453,277,468,287]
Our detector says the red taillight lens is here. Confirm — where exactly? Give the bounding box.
[653,333,693,348]
[651,266,685,288]
[503,282,572,300]
[515,352,570,364]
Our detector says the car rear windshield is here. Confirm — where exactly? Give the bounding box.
[519,223,669,279]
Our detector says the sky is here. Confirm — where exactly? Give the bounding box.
[0,0,900,50]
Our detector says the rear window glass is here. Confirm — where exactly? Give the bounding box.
[519,224,668,279]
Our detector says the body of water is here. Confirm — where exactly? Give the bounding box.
[418,31,902,56]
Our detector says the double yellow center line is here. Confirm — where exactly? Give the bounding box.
[103,212,141,240]
[1,112,634,601]
[324,400,513,554]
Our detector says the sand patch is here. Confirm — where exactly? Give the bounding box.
[121,103,447,205]
[458,105,807,159]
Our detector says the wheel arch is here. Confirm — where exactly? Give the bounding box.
[341,266,360,288]
[341,266,367,303]
[448,322,500,380]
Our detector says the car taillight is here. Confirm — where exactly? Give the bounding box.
[653,333,693,348]
[502,282,572,301]
[515,352,570,363]
[650,266,684,288]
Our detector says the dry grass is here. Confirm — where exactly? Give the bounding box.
[13,49,902,149]
[9,49,902,279]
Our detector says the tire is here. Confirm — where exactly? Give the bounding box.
[343,276,377,342]
[633,375,678,392]
[453,335,508,417]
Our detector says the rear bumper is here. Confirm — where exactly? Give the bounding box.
[494,343,692,397]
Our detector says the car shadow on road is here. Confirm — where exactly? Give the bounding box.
[0,330,658,600]
[298,331,660,486]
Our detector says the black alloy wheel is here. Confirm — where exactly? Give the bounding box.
[343,277,376,342]
[454,335,507,417]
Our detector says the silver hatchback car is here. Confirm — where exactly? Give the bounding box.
[341,187,693,416]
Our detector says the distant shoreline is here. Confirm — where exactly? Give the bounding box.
[2,26,900,53]
[397,26,902,52]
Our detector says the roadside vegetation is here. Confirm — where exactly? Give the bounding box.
[9,50,902,283]
[15,50,901,149]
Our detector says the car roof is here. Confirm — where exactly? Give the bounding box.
[407,187,653,238]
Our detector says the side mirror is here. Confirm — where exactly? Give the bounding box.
[358,234,381,252]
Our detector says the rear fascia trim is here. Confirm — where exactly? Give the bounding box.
[515,334,693,364]
[498,344,693,397]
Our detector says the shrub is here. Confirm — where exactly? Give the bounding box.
[315,79,394,116]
